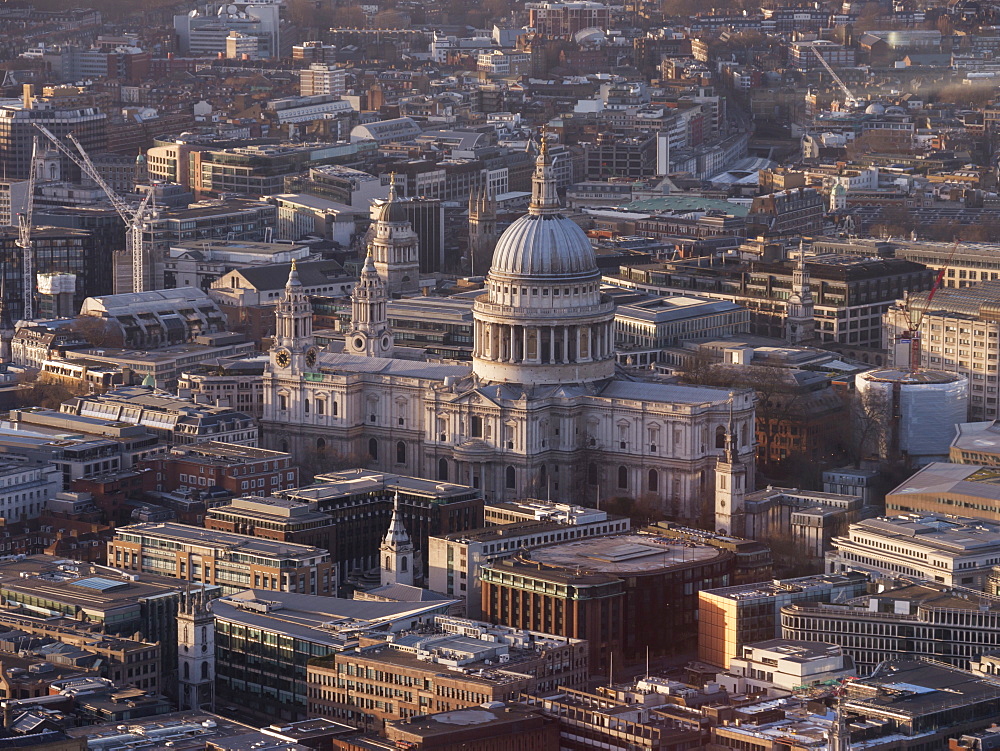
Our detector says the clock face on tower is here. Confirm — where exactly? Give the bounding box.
[305,347,318,368]
[274,349,291,368]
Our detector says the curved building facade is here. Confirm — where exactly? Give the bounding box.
[480,533,735,675]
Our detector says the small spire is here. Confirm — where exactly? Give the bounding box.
[286,258,301,288]
[387,172,398,200]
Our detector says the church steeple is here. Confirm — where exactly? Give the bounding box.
[177,587,215,711]
[380,491,414,587]
[468,183,497,276]
[345,251,394,358]
[715,393,747,537]
[786,240,815,344]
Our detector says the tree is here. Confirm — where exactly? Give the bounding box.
[847,387,890,466]
[16,376,88,410]
[71,316,125,349]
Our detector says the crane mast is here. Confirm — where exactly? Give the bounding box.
[16,137,38,320]
[32,124,152,294]
[811,46,859,108]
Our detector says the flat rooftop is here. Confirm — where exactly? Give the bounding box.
[115,522,329,561]
[0,555,215,612]
[849,511,1000,552]
[701,572,870,601]
[525,534,723,574]
[952,420,1000,455]
[295,470,478,504]
[387,705,545,738]
[65,712,264,751]
[847,659,1000,716]
[211,591,457,649]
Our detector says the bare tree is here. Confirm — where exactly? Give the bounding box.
[71,316,125,349]
[847,387,890,466]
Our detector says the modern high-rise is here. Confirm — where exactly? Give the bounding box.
[0,87,107,180]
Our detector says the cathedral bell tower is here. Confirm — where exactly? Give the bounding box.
[271,259,318,373]
[380,491,415,587]
[786,241,815,345]
[715,395,747,537]
[345,252,394,357]
[177,588,214,711]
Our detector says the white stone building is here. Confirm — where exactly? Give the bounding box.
[261,143,755,514]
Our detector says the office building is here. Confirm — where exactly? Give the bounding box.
[612,253,933,346]
[0,87,106,180]
[307,616,588,730]
[139,443,298,499]
[0,461,62,521]
[205,495,336,553]
[885,281,1000,420]
[109,521,335,595]
[718,640,856,695]
[482,533,734,674]
[283,471,483,583]
[78,288,228,349]
[952,421,1000,465]
[697,572,870,669]
[164,240,311,292]
[427,503,630,616]
[61,387,258,446]
[782,581,1000,674]
[526,2,612,36]
[174,1,282,57]
[212,590,457,723]
[827,513,1000,590]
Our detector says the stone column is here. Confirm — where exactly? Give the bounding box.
[562,326,570,363]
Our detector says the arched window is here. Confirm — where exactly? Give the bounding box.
[201,662,209,680]
[304,399,310,414]
[332,400,338,416]
[506,465,516,489]
[368,438,378,460]
[715,426,726,449]
[183,663,190,680]
[648,469,659,493]
[385,555,391,570]
[618,465,628,490]
[401,556,408,572]
[396,441,406,464]
[317,437,326,451]
[438,457,448,481]
[588,463,598,485]
[740,423,748,448]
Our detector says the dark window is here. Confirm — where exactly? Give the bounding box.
[396,441,406,464]
[471,416,483,438]
[648,469,659,492]
[618,466,628,489]
[368,438,378,460]
[438,457,448,481]
[588,463,598,485]
[506,466,516,489]
[317,437,326,451]
[715,426,726,449]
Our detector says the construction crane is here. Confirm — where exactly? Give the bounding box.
[33,124,153,294]
[16,137,38,320]
[903,237,961,372]
[811,47,859,108]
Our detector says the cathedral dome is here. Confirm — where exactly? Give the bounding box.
[489,213,598,281]
[372,182,407,223]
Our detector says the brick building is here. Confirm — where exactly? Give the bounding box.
[205,495,336,555]
[139,442,298,498]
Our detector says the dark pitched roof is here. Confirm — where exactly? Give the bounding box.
[235,260,351,292]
